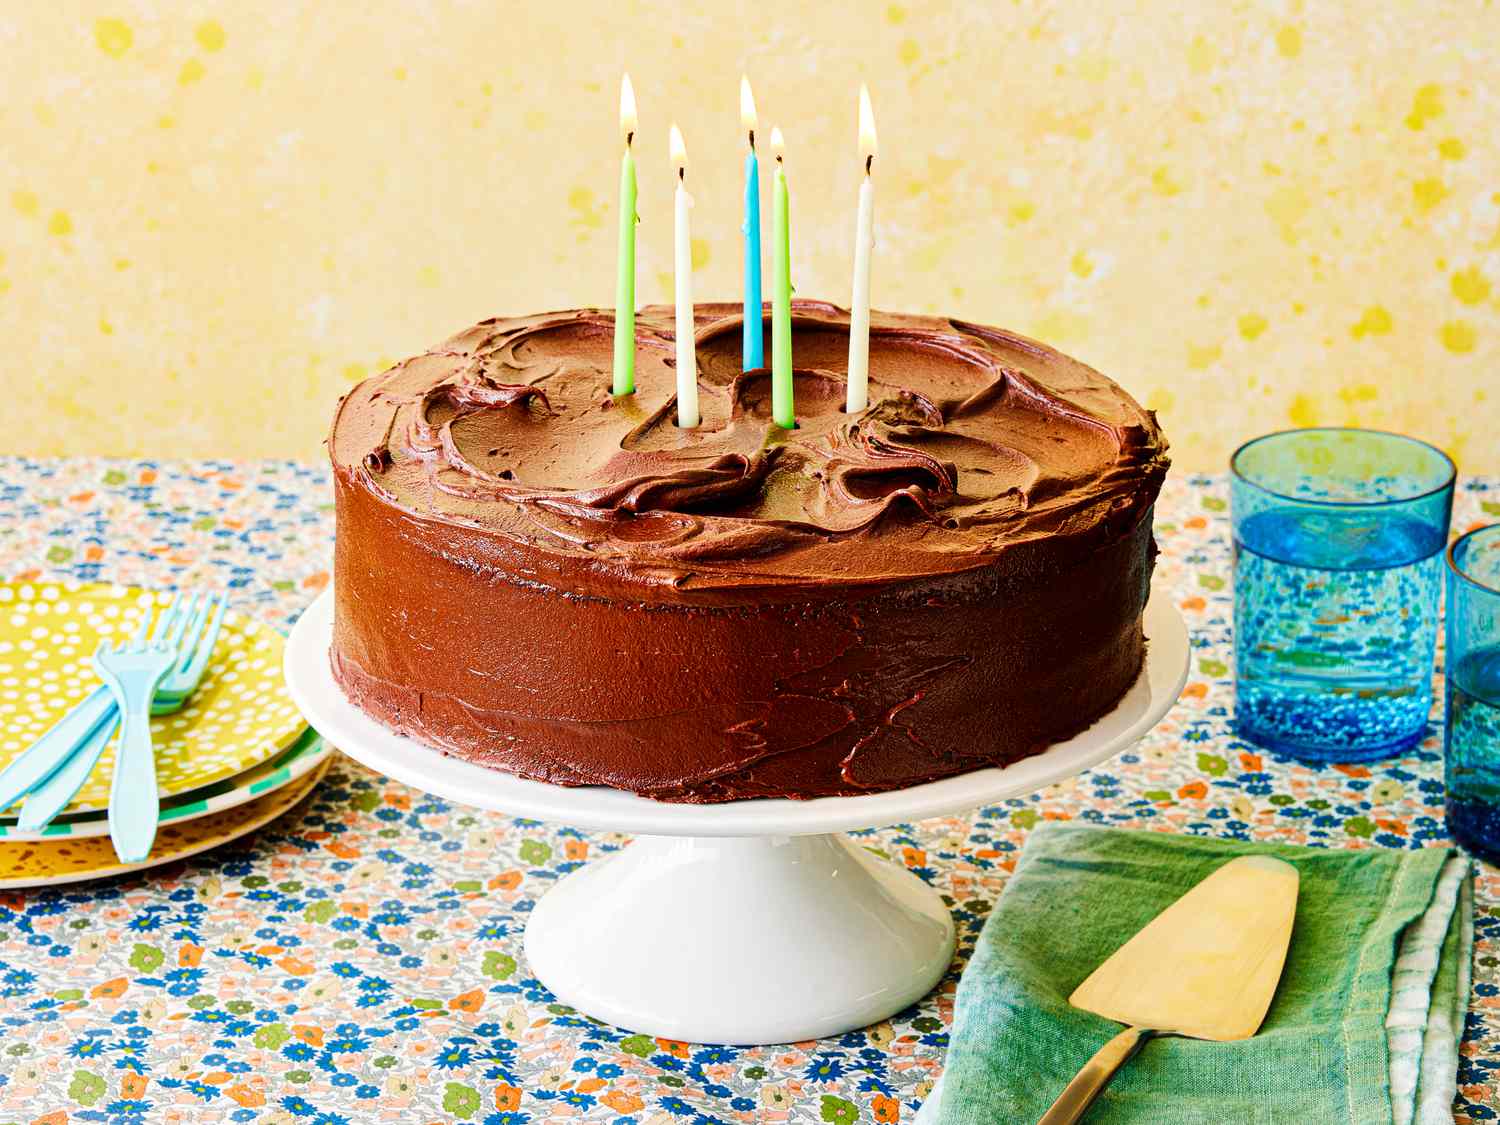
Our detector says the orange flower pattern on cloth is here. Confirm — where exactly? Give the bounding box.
[0,458,1494,1122]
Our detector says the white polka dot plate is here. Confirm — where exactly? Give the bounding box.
[0,581,309,813]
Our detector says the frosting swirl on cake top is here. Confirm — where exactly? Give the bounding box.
[330,302,1168,597]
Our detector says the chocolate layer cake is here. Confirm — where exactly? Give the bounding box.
[329,302,1168,802]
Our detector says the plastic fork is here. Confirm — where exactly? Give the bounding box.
[92,625,182,862]
[14,593,227,833]
[157,594,228,698]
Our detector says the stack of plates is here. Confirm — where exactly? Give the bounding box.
[0,581,333,888]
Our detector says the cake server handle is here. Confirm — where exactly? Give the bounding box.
[1037,1027,1153,1125]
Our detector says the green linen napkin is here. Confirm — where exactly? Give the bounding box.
[919,824,1473,1125]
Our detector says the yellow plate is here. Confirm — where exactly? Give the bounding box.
[0,759,329,888]
[0,581,307,812]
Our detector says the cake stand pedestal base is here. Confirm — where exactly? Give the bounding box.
[525,833,954,1045]
[284,589,1187,1047]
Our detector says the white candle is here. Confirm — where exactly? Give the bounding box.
[670,123,699,429]
[846,83,877,415]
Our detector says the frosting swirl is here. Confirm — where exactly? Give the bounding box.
[330,302,1168,599]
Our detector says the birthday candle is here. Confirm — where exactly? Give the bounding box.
[770,127,794,430]
[741,76,763,372]
[670,124,699,429]
[846,84,876,415]
[612,74,638,397]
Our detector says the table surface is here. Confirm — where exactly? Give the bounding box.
[0,458,1494,1124]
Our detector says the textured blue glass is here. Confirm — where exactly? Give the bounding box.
[1231,428,1454,761]
[1445,523,1500,861]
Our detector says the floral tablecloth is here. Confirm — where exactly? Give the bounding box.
[0,457,1494,1125]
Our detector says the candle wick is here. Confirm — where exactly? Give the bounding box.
[678,167,685,182]
[748,129,756,150]
[626,131,634,147]
[865,154,873,175]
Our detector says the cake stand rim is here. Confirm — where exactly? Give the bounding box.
[284,588,1189,836]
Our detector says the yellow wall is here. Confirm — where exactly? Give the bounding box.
[4,2,1498,470]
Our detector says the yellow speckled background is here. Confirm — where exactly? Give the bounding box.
[4,3,1497,470]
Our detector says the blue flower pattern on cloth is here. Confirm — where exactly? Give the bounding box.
[0,458,1493,1121]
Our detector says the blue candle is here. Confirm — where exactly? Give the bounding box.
[741,76,763,371]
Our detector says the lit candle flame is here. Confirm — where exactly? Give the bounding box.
[858,83,877,167]
[619,73,637,145]
[740,75,758,145]
[670,122,687,177]
[770,125,785,163]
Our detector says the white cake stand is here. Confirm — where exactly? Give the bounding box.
[284,590,1188,1045]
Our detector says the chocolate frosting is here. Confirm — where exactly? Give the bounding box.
[329,304,1168,802]
[330,302,1167,603]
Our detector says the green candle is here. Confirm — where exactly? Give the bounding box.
[770,126,793,429]
[612,75,638,397]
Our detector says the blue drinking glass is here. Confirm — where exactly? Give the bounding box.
[1230,428,1455,761]
[1445,523,1500,861]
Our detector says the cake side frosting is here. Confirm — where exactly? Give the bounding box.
[329,302,1167,603]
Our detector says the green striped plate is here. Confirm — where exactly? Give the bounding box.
[0,727,331,840]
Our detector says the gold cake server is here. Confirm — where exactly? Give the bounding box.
[1038,854,1300,1124]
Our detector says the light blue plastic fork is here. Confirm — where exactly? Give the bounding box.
[10,593,227,834]
[91,626,186,863]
